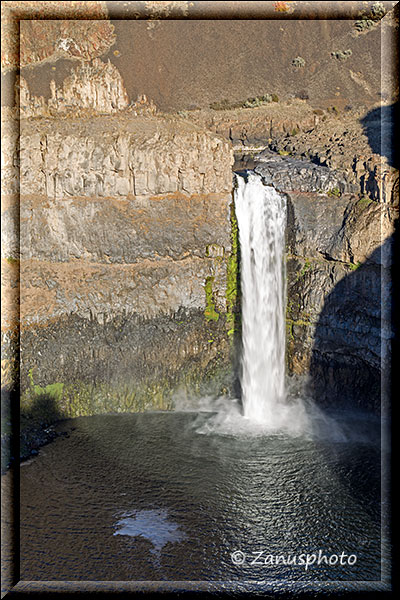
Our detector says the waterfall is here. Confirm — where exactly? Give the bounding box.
[234,172,287,425]
[193,170,311,437]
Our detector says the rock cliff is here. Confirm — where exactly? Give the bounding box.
[200,100,397,413]
[1,107,235,444]
[1,6,398,462]
[18,59,129,117]
[254,154,397,412]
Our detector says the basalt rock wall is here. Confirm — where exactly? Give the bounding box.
[1,112,236,423]
[255,156,397,412]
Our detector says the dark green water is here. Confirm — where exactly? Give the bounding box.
[20,409,385,588]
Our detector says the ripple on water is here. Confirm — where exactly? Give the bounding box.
[19,410,383,585]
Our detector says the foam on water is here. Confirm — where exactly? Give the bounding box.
[114,508,186,563]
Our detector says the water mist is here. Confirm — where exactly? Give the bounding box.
[232,171,312,435]
[190,172,312,437]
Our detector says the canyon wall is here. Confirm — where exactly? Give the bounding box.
[2,93,397,432]
[1,5,398,459]
[255,154,397,412]
[1,105,236,434]
[9,4,397,113]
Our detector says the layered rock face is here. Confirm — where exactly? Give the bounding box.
[255,156,397,412]
[2,112,235,420]
[266,106,399,205]
[18,59,129,118]
[1,46,396,437]
[187,101,318,148]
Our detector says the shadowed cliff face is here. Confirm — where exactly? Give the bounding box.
[307,241,390,413]
[284,192,395,413]
[304,102,398,413]
[360,103,398,166]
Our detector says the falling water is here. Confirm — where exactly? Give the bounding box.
[234,172,288,426]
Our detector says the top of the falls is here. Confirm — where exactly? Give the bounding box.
[234,150,358,196]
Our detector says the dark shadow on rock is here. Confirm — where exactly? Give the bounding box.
[1,386,20,474]
[1,386,20,591]
[308,237,393,414]
[360,102,399,168]
[19,392,66,463]
[1,385,67,472]
[306,226,399,589]
[308,102,399,414]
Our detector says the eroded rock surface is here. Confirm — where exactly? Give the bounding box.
[18,59,129,117]
[187,101,317,147]
[255,151,358,195]
[267,106,398,204]
[19,115,232,198]
[283,186,396,412]
[1,5,113,72]
[1,111,235,427]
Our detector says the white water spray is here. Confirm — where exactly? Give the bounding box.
[187,171,337,438]
[235,172,301,429]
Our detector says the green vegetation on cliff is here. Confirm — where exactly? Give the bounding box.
[348,261,362,271]
[296,258,312,280]
[327,187,342,198]
[5,256,19,265]
[357,195,375,209]
[204,276,220,322]
[22,368,178,421]
[226,201,239,337]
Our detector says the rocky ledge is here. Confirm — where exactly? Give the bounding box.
[254,150,359,195]
[250,154,397,413]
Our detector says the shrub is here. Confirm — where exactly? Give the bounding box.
[371,2,386,20]
[292,56,305,68]
[354,2,385,32]
[357,195,374,208]
[327,187,341,198]
[242,94,273,108]
[210,94,278,111]
[354,18,375,31]
[348,261,362,271]
[295,89,309,100]
[331,49,353,61]
[297,258,312,280]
